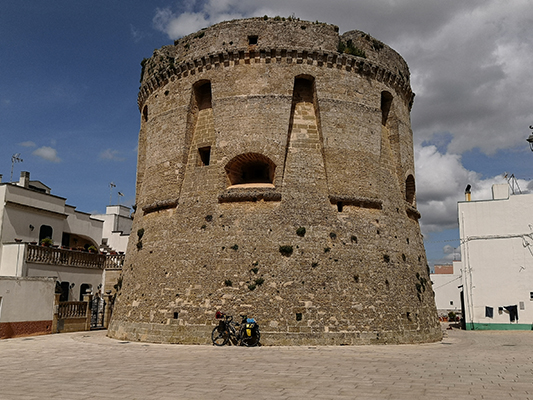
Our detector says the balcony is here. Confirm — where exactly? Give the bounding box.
[25,244,124,270]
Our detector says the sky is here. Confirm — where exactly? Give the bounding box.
[2,0,533,267]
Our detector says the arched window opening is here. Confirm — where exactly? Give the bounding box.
[58,281,70,302]
[293,76,314,103]
[198,146,211,166]
[142,105,148,122]
[381,91,393,126]
[194,81,212,110]
[225,153,276,187]
[406,174,415,204]
[79,284,92,301]
[39,225,53,243]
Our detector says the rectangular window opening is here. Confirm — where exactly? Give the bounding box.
[198,147,211,166]
[173,312,179,319]
[248,35,258,45]
[337,202,343,212]
[530,292,533,301]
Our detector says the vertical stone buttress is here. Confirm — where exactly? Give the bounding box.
[283,77,329,217]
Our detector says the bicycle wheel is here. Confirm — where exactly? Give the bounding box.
[241,328,260,347]
[211,326,229,346]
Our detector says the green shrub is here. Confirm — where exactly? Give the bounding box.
[40,237,53,246]
[337,39,366,58]
[279,245,293,256]
[296,227,306,237]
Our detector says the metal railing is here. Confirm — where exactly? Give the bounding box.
[25,244,125,270]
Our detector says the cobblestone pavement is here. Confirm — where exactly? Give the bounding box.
[1,326,532,400]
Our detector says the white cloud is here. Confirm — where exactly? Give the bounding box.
[99,149,125,161]
[154,10,210,39]
[415,144,530,234]
[402,1,533,155]
[32,146,61,163]
[442,245,455,255]
[19,141,36,147]
[153,4,244,39]
[130,24,147,43]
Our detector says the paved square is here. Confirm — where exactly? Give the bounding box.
[1,326,532,399]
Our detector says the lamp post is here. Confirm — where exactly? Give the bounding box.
[527,126,533,151]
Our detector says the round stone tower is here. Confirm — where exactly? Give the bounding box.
[108,18,442,345]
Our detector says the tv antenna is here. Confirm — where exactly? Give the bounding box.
[504,173,522,195]
[109,182,116,205]
[10,153,23,182]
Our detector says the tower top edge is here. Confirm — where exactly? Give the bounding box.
[137,18,413,109]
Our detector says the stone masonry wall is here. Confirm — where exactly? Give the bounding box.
[109,18,442,345]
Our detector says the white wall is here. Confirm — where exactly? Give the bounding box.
[0,277,55,323]
[63,205,103,246]
[0,183,105,247]
[0,243,26,276]
[430,268,462,314]
[459,188,533,329]
[27,263,102,301]
[91,205,132,252]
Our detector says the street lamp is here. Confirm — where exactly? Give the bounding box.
[527,126,533,151]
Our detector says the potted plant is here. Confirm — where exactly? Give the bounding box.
[88,245,98,253]
[41,238,53,247]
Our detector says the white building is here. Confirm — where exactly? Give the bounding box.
[430,262,462,318]
[458,184,533,330]
[0,171,131,302]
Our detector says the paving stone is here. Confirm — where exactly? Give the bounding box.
[1,327,533,399]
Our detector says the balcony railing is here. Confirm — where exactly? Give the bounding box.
[25,244,125,270]
[58,301,88,319]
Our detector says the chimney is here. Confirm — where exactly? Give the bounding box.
[19,171,30,188]
[492,184,509,200]
[0,174,2,183]
[465,184,471,201]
